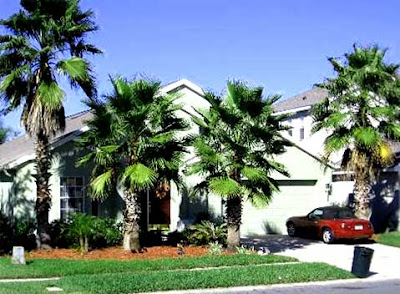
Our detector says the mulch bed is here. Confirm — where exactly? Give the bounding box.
[26,246,209,260]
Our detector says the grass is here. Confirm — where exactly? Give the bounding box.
[0,254,295,279]
[0,262,354,294]
[375,231,400,248]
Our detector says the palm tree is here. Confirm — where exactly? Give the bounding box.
[186,81,290,250]
[0,0,101,247]
[0,120,10,144]
[312,45,400,219]
[78,77,188,252]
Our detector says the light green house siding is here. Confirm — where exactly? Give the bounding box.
[0,163,36,221]
[0,140,126,222]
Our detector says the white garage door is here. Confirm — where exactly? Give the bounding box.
[241,180,326,236]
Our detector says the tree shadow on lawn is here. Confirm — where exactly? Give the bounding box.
[241,235,376,254]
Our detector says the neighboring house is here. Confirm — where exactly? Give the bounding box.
[274,87,400,233]
[4,80,394,237]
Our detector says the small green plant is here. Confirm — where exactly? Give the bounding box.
[67,213,95,253]
[91,217,123,248]
[49,215,122,251]
[236,245,250,255]
[208,241,223,255]
[186,221,227,245]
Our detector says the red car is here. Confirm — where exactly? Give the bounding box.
[286,206,374,244]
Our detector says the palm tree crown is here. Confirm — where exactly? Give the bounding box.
[0,0,101,135]
[78,77,188,251]
[312,45,400,219]
[186,81,290,249]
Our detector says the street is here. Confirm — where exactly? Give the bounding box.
[147,279,400,294]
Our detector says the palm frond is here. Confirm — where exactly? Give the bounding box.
[122,163,157,190]
[90,169,113,199]
[209,177,241,198]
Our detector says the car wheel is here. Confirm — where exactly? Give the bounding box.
[287,223,296,237]
[322,228,335,244]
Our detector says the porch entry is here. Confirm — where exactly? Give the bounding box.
[146,182,171,229]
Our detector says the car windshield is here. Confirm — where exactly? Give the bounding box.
[310,207,355,219]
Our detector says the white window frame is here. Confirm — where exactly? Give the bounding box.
[60,176,85,219]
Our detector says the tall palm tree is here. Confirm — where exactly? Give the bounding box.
[0,0,101,247]
[186,81,290,250]
[78,77,188,252]
[312,45,400,219]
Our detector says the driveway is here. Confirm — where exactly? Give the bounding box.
[242,235,400,279]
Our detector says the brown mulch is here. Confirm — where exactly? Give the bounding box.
[26,246,209,260]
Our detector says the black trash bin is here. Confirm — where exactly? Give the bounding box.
[351,246,374,278]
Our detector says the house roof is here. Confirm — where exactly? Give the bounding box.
[0,79,204,169]
[274,87,328,113]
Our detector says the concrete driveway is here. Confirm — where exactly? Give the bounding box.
[242,235,400,279]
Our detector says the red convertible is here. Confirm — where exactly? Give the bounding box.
[286,206,374,243]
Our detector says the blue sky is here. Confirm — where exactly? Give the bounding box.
[1,0,399,133]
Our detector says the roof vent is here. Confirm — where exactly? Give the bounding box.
[302,96,307,100]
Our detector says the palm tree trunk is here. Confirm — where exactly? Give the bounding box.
[35,131,52,248]
[353,175,372,220]
[123,188,142,252]
[226,196,242,251]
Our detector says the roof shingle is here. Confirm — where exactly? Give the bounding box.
[274,87,328,113]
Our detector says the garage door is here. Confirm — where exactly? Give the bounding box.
[241,180,326,236]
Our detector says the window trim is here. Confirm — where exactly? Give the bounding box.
[60,176,85,219]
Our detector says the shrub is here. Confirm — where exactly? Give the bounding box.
[91,217,123,248]
[0,213,13,254]
[49,219,73,248]
[13,220,36,251]
[235,245,256,255]
[49,214,123,251]
[67,213,94,252]
[208,241,223,255]
[0,213,36,255]
[186,221,227,245]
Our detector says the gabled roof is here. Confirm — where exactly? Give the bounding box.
[0,79,204,169]
[274,87,328,113]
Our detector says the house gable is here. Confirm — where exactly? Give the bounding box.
[0,79,205,170]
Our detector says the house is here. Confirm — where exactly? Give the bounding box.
[274,87,400,233]
[3,80,393,238]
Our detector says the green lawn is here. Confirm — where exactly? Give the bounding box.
[375,231,400,248]
[0,262,353,294]
[0,254,295,279]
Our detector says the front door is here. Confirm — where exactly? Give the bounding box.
[148,185,171,228]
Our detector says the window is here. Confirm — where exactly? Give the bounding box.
[288,129,293,136]
[311,209,324,219]
[299,127,305,140]
[60,177,85,219]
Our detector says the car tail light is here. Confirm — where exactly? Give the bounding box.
[341,223,352,229]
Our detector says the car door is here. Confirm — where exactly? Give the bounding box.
[303,208,323,237]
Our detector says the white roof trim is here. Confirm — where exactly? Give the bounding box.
[274,105,312,115]
[4,126,90,169]
[161,79,205,97]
